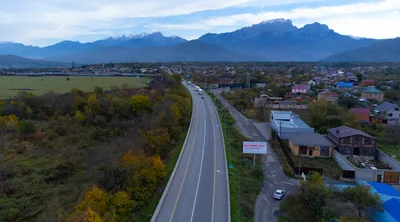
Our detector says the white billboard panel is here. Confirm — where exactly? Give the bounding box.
[243,141,267,154]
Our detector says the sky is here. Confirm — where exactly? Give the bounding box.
[1,0,400,46]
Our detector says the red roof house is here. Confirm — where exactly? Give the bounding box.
[350,108,370,123]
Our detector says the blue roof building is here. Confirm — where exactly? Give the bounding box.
[330,181,400,222]
[337,82,353,89]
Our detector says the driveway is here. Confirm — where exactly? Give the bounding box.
[214,91,298,222]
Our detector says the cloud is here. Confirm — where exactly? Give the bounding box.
[0,0,399,45]
[152,0,400,39]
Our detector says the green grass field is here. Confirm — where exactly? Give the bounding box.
[0,76,149,98]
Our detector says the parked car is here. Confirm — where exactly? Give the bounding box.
[273,189,285,200]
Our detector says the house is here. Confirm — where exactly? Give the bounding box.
[308,79,316,86]
[370,115,388,124]
[361,87,384,102]
[274,75,283,84]
[291,84,310,94]
[361,80,375,87]
[255,83,266,88]
[270,110,315,140]
[318,90,339,103]
[374,102,400,124]
[289,133,334,157]
[219,78,234,85]
[350,108,370,123]
[347,76,358,83]
[327,126,376,156]
[309,76,323,86]
[337,82,353,90]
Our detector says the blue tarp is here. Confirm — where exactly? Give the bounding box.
[384,198,400,222]
[368,182,400,197]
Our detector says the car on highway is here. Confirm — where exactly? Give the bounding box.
[273,189,285,200]
[201,96,204,99]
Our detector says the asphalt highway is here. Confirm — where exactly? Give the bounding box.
[152,83,229,222]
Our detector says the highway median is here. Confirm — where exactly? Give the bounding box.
[208,90,264,222]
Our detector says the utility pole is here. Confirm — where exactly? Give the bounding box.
[246,72,251,89]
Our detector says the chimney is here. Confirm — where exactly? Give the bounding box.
[336,130,340,135]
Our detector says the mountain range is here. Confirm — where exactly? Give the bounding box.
[0,55,70,68]
[0,19,399,65]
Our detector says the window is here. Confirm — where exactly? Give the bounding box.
[343,137,351,144]
[354,136,361,143]
[388,113,393,117]
[364,137,372,145]
[395,108,399,111]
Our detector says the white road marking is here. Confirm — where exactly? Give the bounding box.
[190,98,207,222]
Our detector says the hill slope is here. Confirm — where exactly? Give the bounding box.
[0,33,187,59]
[48,40,262,64]
[320,38,400,62]
[0,55,70,68]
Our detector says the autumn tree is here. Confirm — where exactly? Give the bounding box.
[143,128,171,155]
[111,191,135,220]
[130,95,153,116]
[86,94,100,114]
[121,151,165,202]
[75,186,110,215]
[340,185,382,217]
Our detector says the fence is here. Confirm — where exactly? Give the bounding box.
[253,98,308,109]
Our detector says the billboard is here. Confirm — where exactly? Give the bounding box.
[243,141,267,154]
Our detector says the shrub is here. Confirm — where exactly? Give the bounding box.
[17,121,36,136]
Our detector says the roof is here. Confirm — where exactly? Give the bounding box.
[384,198,400,222]
[375,102,398,112]
[337,82,353,87]
[289,133,332,147]
[362,79,374,83]
[292,84,310,90]
[362,87,382,93]
[350,108,370,114]
[271,110,293,120]
[327,126,375,139]
[319,90,338,96]
[270,110,312,129]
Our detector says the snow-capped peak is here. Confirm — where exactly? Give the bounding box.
[261,18,289,24]
[348,35,366,40]
[108,32,164,40]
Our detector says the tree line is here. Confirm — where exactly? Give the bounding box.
[0,74,191,221]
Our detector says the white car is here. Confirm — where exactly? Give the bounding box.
[273,189,285,200]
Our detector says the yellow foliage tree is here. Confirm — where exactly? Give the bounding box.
[121,151,165,201]
[87,94,100,113]
[111,191,134,216]
[83,208,103,222]
[130,94,153,115]
[75,110,86,122]
[143,128,170,154]
[75,186,110,216]
[169,103,181,121]
[0,114,19,150]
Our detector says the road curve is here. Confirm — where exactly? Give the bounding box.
[151,83,229,222]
